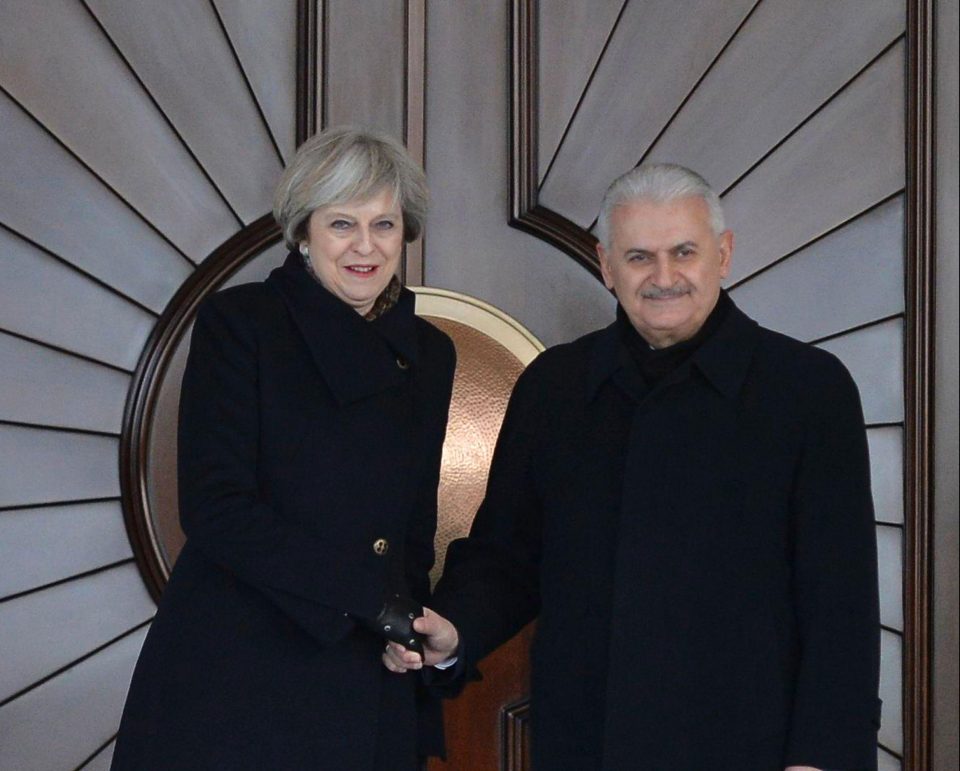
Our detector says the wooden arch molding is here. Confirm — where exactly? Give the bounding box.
[509,0,602,279]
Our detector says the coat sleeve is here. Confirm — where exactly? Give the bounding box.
[177,295,386,640]
[783,356,881,769]
[430,362,544,671]
[405,337,456,608]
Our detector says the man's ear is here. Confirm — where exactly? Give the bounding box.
[718,230,734,279]
[597,242,615,291]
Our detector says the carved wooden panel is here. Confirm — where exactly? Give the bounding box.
[0,627,148,771]
[536,0,623,180]
[212,0,298,162]
[644,0,904,193]
[85,0,284,223]
[0,332,130,434]
[0,426,119,509]
[0,0,239,258]
[83,741,116,771]
[881,630,905,755]
[0,92,192,311]
[0,231,157,370]
[723,43,905,285]
[729,197,904,343]
[325,0,406,136]
[818,319,905,425]
[878,525,905,630]
[510,0,910,280]
[502,697,532,771]
[0,564,153,703]
[0,501,132,599]
[869,427,905,525]
[537,0,755,226]
[430,624,535,771]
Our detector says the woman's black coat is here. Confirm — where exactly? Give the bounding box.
[434,298,880,770]
[112,253,455,770]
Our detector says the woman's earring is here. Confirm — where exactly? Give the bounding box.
[299,243,309,257]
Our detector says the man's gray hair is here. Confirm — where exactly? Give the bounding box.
[273,126,428,249]
[596,163,725,249]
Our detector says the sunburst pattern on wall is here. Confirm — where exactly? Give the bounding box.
[0,2,295,767]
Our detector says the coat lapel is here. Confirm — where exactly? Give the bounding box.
[689,300,760,399]
[267,252,417,406]
[587,293,761,403]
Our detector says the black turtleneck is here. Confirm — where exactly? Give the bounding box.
[617,290,732,390]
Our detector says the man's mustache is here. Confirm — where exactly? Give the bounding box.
[640,285,692,299]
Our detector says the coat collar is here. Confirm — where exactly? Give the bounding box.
[267,252,419,405]
[587,292,760,401]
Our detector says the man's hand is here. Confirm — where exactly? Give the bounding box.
[382,607,459,672]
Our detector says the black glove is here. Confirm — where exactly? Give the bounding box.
[367,593,425,657]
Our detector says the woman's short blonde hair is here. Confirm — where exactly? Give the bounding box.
[273,126,428,248]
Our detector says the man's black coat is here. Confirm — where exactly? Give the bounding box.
[112,254,455,770]
[434,297,880,771]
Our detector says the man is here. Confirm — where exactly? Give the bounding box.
[387,164,880,770]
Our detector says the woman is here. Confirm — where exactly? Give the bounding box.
[112,127,456,770]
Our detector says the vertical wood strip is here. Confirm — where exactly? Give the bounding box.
[295,0,320,145]
[510,0,538,224]
[904,0,935,767]
[508,0,601,277]
[500,698,532,771]
[404,0,426,285]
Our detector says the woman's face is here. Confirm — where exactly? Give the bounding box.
[303,188,404,315]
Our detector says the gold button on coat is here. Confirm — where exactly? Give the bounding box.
[372,538,389,556]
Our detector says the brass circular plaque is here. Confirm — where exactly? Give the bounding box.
[415,291,543,585]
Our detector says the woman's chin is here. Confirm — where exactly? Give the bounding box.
[338,287,384,314]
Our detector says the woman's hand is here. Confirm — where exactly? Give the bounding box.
[382,607,459,672]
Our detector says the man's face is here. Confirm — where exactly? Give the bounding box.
[597,196,733,349]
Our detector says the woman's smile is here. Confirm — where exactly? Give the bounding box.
[344,264,379,276]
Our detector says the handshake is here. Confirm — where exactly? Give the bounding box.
[365,594,459,672]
